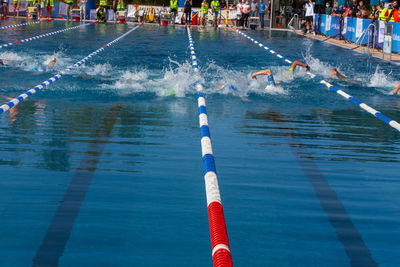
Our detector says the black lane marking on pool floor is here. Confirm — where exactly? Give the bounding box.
[266,112,378,267]
[32,106,121,267]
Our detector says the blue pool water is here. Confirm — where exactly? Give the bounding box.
[1,19,400,266]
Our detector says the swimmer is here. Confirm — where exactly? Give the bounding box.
[48,57,56,67]
[216,83,250,101]
[32,57,56,73]
[251,69,277,89]
[0,59,3,65]
[392,84,400,95]
[252,61,310,83]
[288,60,310,73]
[216,83,237,92]
[330,67,358,84]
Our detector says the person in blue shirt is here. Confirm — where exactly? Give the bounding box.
[259,0,267,29]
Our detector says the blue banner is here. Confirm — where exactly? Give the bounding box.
[315,14,400,53]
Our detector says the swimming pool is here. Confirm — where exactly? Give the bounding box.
[1,19,400,266]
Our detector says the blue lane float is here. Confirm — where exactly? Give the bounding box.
[0,23,144,115]
[231,27,400,133]
[0,18,54,30]
[0,21,98,49]
[186,25,233,267]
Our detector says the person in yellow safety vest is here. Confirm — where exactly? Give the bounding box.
[99,0,108,22]
[65,0,74,22]
[211,0,219,27]
[170,0,178,24]
[46,0,53,18]
[200,0,208,26]
[378,4,391,20]
[387,1,398,22]
[116,0,125,22]
[13,0,20,17]
[117,0,124,10]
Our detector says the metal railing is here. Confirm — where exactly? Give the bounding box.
[287,13,299,31]
[354,23,376,54]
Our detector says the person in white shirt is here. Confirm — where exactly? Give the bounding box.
[305,0,315,34]
[79,0,87,21]
[242,1,250,27]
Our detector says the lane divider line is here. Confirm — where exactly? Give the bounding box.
[0,23,144,115]
[187,25,233,267]
[0,21,97,49]
[231,27,400,133]
[0,18,54,30]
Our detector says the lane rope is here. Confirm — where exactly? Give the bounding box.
[187,25,233,267]
[0,21,97,49]
[0,18,54,30]
[0,23,144,115]
[232,27,400,133]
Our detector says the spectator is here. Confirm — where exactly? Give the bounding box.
[96,5,106,22]
[113,0,117,23]
[65,0,73,22]
[237,0,243,26]
[333,4,345,16]
[1,0,8,18]
[343,4,351,17]
[40,0,44,17]
[356,1,366,18]
[221,0,227,9]
[305,0,315,34]
[211,0,220,27]
[267,0,271,19]
[199,0,208,25]
[242,0,250,27]
[370,5,379,21]
[46,0,53,17]
[184,0,192,24]
[170,0,178,24]
[259,0,266,29]
[13,0,20,17]
[325,2,332,15]
[350,0,358,17]
[387,1,399,22]
[250,0,258,17]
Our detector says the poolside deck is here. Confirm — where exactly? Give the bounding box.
[299,30,400,65]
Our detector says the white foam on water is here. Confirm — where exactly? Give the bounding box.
[368,66,398,94]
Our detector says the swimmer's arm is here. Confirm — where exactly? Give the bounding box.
[290,61,310,71]
[0,95,12,101]
[335,70,346,79]
[251,70,270,79]
[393,84,400,95]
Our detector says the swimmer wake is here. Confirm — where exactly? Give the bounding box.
[0,23,143,115]
[232,27,400,133]
[0,21,97,49]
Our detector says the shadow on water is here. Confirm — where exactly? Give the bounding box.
[246,109,378,267]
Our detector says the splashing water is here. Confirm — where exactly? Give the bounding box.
[368,65,396,94]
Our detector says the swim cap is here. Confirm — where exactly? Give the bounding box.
[228,85,237,92]
[165,89,175,96]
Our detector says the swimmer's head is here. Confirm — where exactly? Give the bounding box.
[306,65,310,72]
[51,57,56,63]
[0,59,3,65]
